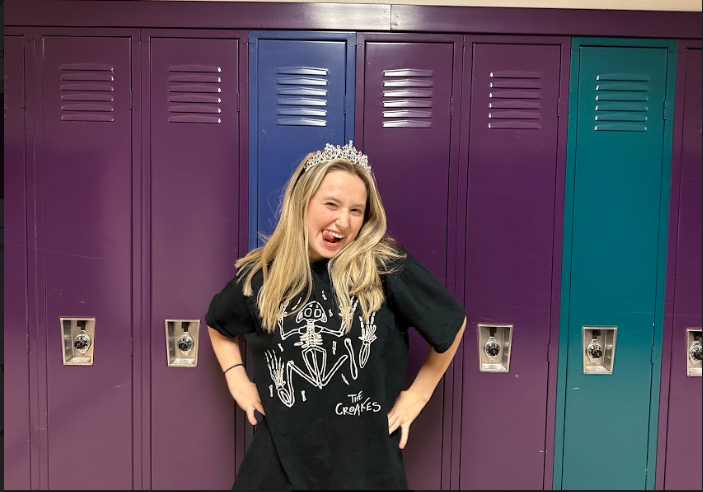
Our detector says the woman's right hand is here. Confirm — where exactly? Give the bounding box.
[226,368,266,426]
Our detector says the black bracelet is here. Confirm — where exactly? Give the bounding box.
[223,363,244,375]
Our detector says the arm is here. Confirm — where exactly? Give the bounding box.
[387,317,466,449]
[208,327,265,425]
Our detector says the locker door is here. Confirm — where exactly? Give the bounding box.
[662,46,702,491]
[460,39,566,490]
[357,34,462,491]
[557,40,676,490]
[4,33,31,491]
[148,34,243,490]
[41,34,134,489]
[249,33,354,248]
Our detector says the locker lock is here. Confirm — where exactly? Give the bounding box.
[477,324,513,373]
[586,340,603,360]
[74,332,92,353]
[582,327,617,375]
[61,318,96,366]
[686,329,702,377]
[177,333,195,355]
[166,319,200,367]
[484,338,501,358]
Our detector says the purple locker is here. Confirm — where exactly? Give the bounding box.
[355,33,463,491]
[459,39,568,490]
[146,31,247,490]
[39,33,134,489]
[658,45,702,491]
[4,33,31,491]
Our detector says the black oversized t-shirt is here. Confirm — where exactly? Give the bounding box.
[205,253,465,490]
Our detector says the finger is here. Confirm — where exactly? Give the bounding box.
[255,400,266,416]
[399,424,409,449]
[388,417,401,435]
[246,408,257,426]
[387,414,399,429]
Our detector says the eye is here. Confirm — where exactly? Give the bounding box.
[325,202,338,208]
[352,208,364,215]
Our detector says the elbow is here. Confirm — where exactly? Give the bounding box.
[456,316,467,338]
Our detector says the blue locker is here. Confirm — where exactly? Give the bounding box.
[249,32,355,248]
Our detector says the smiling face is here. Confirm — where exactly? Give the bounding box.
[306,170,368,262]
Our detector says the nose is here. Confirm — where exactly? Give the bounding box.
[335,210,350,230]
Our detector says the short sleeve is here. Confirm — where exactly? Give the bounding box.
[385,254,466,353]
[205,272,257,338]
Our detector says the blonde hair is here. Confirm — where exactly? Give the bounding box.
[237,153,406,333]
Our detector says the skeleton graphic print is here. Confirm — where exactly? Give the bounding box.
[265,294,377,408]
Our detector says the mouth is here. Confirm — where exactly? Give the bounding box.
[321,229,345,247]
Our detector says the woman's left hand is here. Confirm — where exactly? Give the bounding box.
[387,389,430,449]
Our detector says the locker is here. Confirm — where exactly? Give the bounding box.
[4,32,32,491]
[355,33,463,491]
[459,38,569,490]
[249,32,355,249]
[39,32,135,489]
[658,44,702,491]
[146,31,247,490]
[555,39,677,490]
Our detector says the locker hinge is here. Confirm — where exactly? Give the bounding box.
[343,95,347,115]
[557,98,561,118]
[651,345,656,364]
[129,90,133,110]
[27,334,31,354]
[236,92,241,113]
[663,100,669,121]
[547,344,552,361]
[449,96,453,116]
[131,337,134,356]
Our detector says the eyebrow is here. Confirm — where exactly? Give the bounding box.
[322,196,366,209]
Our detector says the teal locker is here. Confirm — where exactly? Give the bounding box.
[555,39,677,490]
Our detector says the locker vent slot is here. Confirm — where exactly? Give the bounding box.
[167,64,223,124]
[487,70,542,130]
[60,63,116,122]
[382,68,433,128]
[276,66,328,127]
[594,73,650,132]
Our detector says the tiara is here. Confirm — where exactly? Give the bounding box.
[305,141,372,172]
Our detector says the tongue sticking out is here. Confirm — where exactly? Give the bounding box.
[322,230,341,243]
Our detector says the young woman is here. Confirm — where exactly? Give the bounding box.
[206,142,466,490]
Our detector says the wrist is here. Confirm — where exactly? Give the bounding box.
[223,363,244,375]
[407,385,432,404]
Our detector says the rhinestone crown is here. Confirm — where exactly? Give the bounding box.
[305,141,371,172]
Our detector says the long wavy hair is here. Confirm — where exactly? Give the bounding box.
[237,153,405,333]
